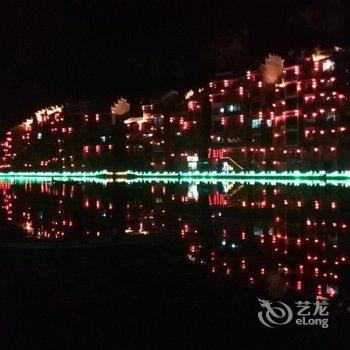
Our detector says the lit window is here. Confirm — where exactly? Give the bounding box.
[326,112,336,122]
[37,133,42,140]
[322,60,335,72]
[228,104,240,112]
[252,119,261,128]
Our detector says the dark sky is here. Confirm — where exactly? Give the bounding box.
[1,0,349,130]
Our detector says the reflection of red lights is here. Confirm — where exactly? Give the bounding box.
[1,181,350,300]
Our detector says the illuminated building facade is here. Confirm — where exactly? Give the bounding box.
[124,90,208,171]
[0,91,208,172]
[1,101,128,171]
[1,47,350,172]
[209,47,350,171]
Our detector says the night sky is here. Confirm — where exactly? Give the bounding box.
[1,0,349,131]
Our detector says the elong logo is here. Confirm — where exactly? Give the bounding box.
[257,299,329,328]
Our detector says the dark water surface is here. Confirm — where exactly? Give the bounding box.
[1,179,350,347]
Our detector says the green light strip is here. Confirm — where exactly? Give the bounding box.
[128,170,350,180]
[0,176,111,185]
[0,170,108,178]
[2,170,350,181]
[125,177,350,187]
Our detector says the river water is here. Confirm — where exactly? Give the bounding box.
[1,179,350,345]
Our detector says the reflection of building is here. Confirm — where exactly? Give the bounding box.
[187,182,350,300]
[0,179,349,299]
[209,47,350,171]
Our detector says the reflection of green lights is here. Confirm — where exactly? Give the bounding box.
[2,170,350,187]
[125,177,350,188]
[0,176,54,184]
[2,175,350,187]
[126,170,350,187]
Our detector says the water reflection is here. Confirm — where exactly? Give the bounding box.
[0,180,349,300]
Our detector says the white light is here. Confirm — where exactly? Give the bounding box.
[322,60,335,72]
